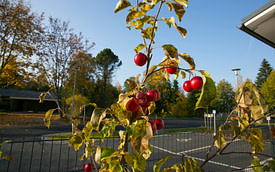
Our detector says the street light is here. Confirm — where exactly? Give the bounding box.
[232,68,241,89]
[232,68,241,126]
[70,67,79,124]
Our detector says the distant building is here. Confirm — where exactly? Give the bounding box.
[0,89,57,112]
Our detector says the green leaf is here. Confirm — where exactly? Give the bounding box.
[174,0,188,8]
[82,121,93,142]
[249,128,265,153]
[125,152,146,172]
[214,132,226,149]
[136,16,151,29]
[131,120,150,155]
[251,159,262,172]
[163,163,184,172]
[43,109,56,128]
[153,155,171,172]
[148,101,156,115]
[173,23,187,38]
[109,159,123,172]
[126,11,146,24]
[135,44,146,53]
[68,135,83,150]
[114,0,131,13]
[161,17,173,28]
[162,44,178,59]
[95,146,116,164]
[178,53,195,70]
[238,117,249,130]
[100,119,119,141]
[39,92,47,103]
[195,73,216,110]
[142,27,155,39]
[184,157,201,172]
[0,140,11,146]
[170,3,185,22]
[267,160,275,171]
[250,105,264,125]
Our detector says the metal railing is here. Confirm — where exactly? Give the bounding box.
[0,131,273,172]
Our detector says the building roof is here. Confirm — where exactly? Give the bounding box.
[0,89,56,101]
[238,0,275,48]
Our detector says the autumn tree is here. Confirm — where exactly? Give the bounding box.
[261,70,275,112]
[65,51,96,96]
[255,58,273,90]
[94,48,122,107]
[0,0,44,86]
[210,79,235,115]
[35,17,94,111]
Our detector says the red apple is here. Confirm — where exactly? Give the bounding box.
[147,90,157,102]
[84,162,93,172]
[148,120,157,135]
[190,76,203,90]
[136,93,148,107]
[151,89,160,101]
[154,118,164,130]
[126,98,139,112]
[166,62,178,74]
[134,52,147,66]
[183,80,193,92]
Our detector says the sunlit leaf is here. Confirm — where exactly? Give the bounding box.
[174,0,188,8]
[173,23,187,38]
[126,11,146,24]
[178,53,195,70]
[131,119,147,154]
[43,108,56,128]
[166,1,173,11]
[214,132,226,149]
[134,44,146,53]
[136,16,151,29]
[161,17,173,28]
[184,157,201,172]
[181,71,186,79]
[142,27,155,39]
[250,105,264,125]
[90,107,109,131]
[238,117,249,130]
[153,155,171,172]
[195,73,216,110]
[39,92,47,103]
[141,3,152,12]
[114,0,131,13]
[170,3,185,22]
[162,44,178,59]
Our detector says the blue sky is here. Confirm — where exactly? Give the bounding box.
[28,0,274,89]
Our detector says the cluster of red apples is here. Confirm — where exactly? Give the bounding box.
[134,52,203,93]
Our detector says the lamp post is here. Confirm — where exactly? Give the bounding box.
[70,67,79,124]
[232,68,241,126]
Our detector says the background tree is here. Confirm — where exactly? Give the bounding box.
[255,58,273,90]
[123,76,136,93]
[36,16,94,111]
[94,48,122,107]
[210,79,235,115]
[0,0,44,85]
[64,51,96,96]
[261,70,275,112]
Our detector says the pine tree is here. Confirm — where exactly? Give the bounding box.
[255,59,273,90]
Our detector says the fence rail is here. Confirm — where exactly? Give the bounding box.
[0,130,274,172]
